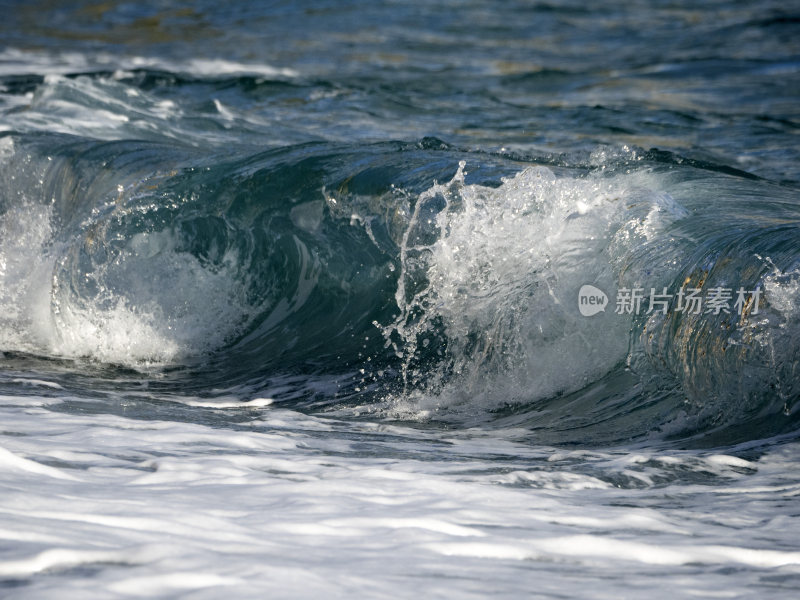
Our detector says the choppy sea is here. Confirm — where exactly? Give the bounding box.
[1,1,799,597]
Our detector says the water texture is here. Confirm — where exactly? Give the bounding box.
[0,1,798,598]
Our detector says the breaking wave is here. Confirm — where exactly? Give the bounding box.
[0,71,798,445]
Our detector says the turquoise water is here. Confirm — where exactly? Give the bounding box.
[1,1,799,597]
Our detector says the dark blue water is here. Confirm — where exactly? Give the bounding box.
[1,2,799,597]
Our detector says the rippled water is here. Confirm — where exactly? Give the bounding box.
[1,1,799,598]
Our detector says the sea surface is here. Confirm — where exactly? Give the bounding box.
[1,1,799,598]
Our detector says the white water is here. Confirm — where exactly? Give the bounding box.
[380,161,688,417]
[1,393,799,598]
[0,198,254,366]
[0,135,264,366]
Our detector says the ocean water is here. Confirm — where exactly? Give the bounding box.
[1,1,799,597]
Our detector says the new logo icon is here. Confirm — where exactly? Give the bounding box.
[578,284,608,317]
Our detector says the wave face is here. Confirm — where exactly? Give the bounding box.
[0,135,399,375]
[1,119,798,444]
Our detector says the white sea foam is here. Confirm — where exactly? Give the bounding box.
[0,400,797,598]
[0,48,298,79]
[0,51,298,145]
[51,229,257,365]
[0,202,57,354]
[0,192,256,366]
[176,397,274,409]
[763,259,800,320]
[380,162,687,416]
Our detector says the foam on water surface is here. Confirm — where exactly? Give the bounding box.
[377,161,686,416]
[0,399,799,598]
